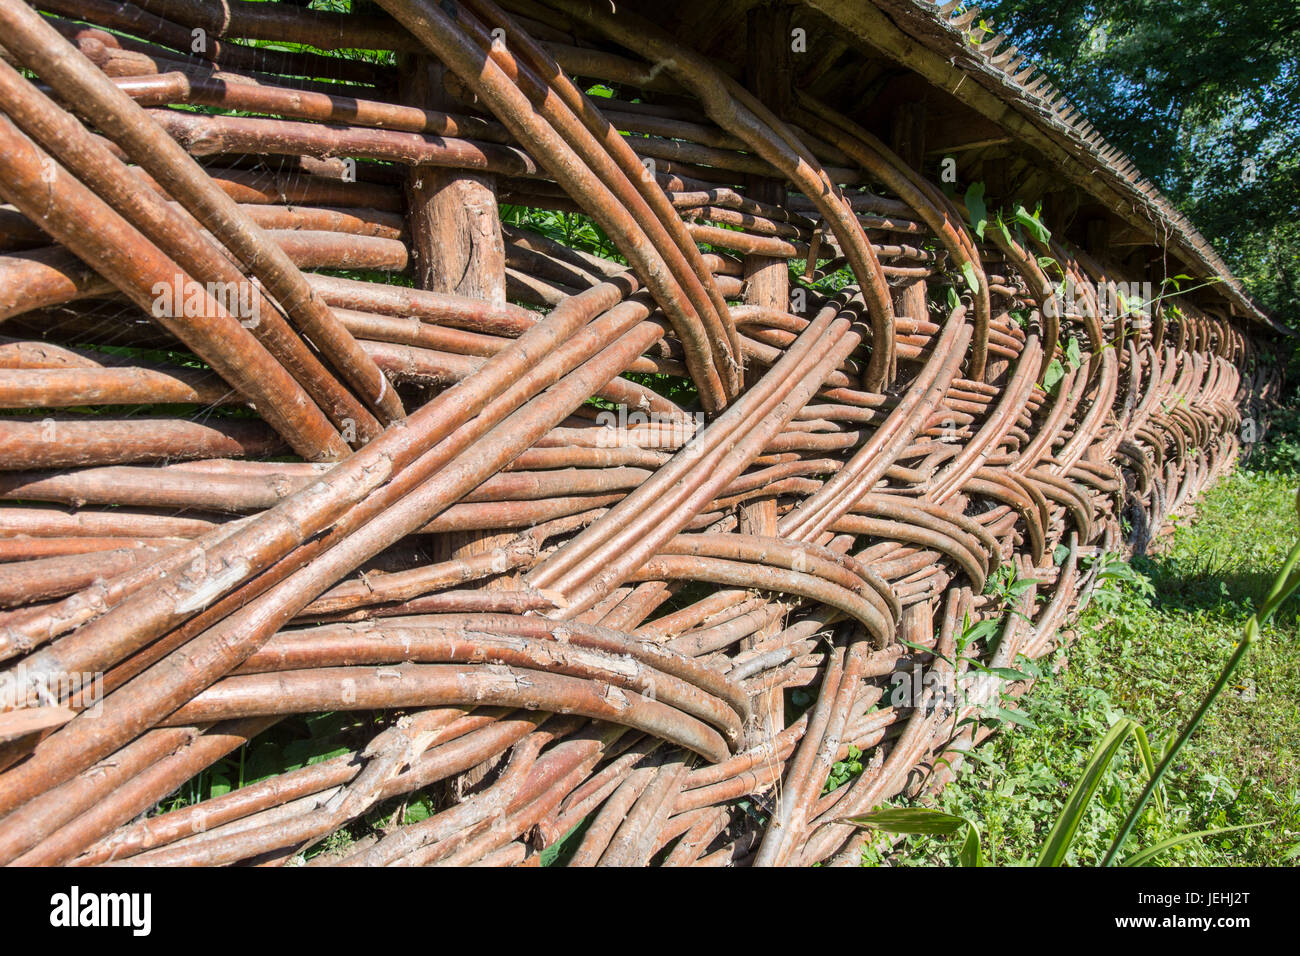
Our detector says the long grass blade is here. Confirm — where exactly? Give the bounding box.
[1036,717,1137,867]
[1121,822,1270,867]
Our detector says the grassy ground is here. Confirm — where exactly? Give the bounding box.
[870,447,1300,866]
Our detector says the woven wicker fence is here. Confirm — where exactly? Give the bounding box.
[0,0,1282,866]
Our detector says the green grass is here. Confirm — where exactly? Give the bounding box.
[869,454,1300,866]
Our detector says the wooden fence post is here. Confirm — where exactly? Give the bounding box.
[399,55,513,585]
[740,2,795,746]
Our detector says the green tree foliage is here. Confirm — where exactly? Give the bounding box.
[976,1,1300,322]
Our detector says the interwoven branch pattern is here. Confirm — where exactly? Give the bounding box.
[0,0,1281,866]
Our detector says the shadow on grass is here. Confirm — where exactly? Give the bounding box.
[1130,552,1300,624]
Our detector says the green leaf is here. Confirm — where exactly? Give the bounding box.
[996,213,1014,246]
[985,666,1032,682]
[842,809,984,866]
[1043,358,1066,392]
[958,823,983,867]
[986,705,1038,730]
[961,260,980,295]
[1065,336,1083,370]
[405,799,433,824]
[209,772,232,799]
[1014,204,1052,243]
[842,807,968,835]
[965,182,987,239]
[896,637,937,655]
[957,617,1000,652]
[966,660,1030,682]
[539,818,588,867]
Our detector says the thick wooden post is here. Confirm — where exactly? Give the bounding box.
[891,101,928,381]
[399,56,510,577]
[401,57,505,305]
[740,2,794,745]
